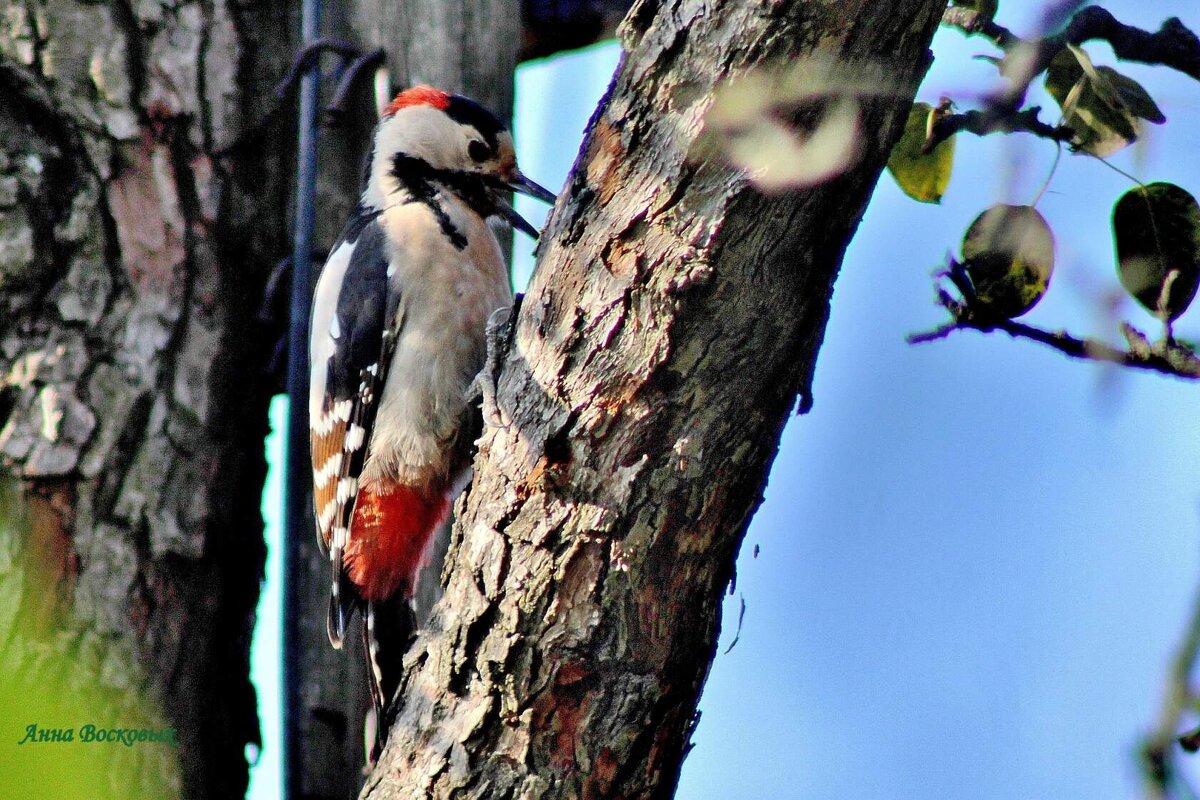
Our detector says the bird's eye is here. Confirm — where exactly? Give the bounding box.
[468,140,490,162]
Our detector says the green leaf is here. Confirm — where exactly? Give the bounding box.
[1097,66,1166,124]
[950,0,999,24]
[1045,45,1147,157]
[887,102,955,204]
[961,204,1055,319]
[1112,182,1200,321]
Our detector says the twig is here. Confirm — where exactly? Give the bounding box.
[325,48,387,122]
[1037,0,1093,34]
[907,293,1200,379]
[996,8,1200,111]
[1067,8,1200,82]
[1030,142,1063,207]
[941,5,1200,121]
[723,595,746,655]
[941,7,1018,49]
[906,322,958,345]
[1089,151,1148,187]
[924,105,1073,153]
[1141,581,1200,800]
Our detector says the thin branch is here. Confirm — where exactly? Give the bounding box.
[1037,0,1093,33]
[722,595,746,655]
[993,7,1200,111]
[1030,141,1063,207]
[941,7,1018,49]
[273,38,363,99]
[1067,8,1200,81]
[1088,150,1147,187]
[923,105,1072,153]
[942,4,1200,120]
[1141,581,1200,800]
[907,292,1200,379]
[907,321,958,345]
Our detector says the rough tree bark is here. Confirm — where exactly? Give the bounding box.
[366,0,945,798]
[0,2,292,798]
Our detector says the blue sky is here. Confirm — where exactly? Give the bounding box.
[254,5,1200,797]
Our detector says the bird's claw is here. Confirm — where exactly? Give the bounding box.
[470,294,523,429]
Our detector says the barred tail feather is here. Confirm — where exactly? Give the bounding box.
[364,595,416,763]
[327,565,354,649]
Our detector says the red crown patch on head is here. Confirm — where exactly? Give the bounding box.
[383,85,451,117]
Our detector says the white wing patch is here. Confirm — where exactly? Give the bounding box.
[312,399,353,435]
[346,424,366,452]
[314,451,343,488]
[336,476,359,503]
[309,239,356,422]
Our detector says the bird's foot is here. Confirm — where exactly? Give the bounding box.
[470,293,523,429]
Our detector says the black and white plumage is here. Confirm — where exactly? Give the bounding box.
[307,85,556,759]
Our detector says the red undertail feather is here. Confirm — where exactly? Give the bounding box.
[344,481,450,601]
[383,85,451,117]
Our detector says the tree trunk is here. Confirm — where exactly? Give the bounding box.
[366,1,944,798]
[0,0,943,796]
[0,3,291,798]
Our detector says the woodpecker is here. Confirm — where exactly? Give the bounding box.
[308,85,555,757]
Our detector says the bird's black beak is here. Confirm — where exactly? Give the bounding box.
[492,195,540,239]
[494,171,557,238]
[507,171,557,204]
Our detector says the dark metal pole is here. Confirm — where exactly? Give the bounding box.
[284,0,320,796]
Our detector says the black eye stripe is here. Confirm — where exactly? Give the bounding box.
[468,140,490,162]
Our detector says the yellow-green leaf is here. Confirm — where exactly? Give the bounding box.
[961,204,1055,320]
[887,102,955,204]
[1112,182,1200,321]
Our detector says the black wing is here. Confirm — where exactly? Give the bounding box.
[309,212,404,647]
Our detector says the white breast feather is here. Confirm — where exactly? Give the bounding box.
[362,197,511,489]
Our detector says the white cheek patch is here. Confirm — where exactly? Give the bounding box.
[329,314,341,339]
